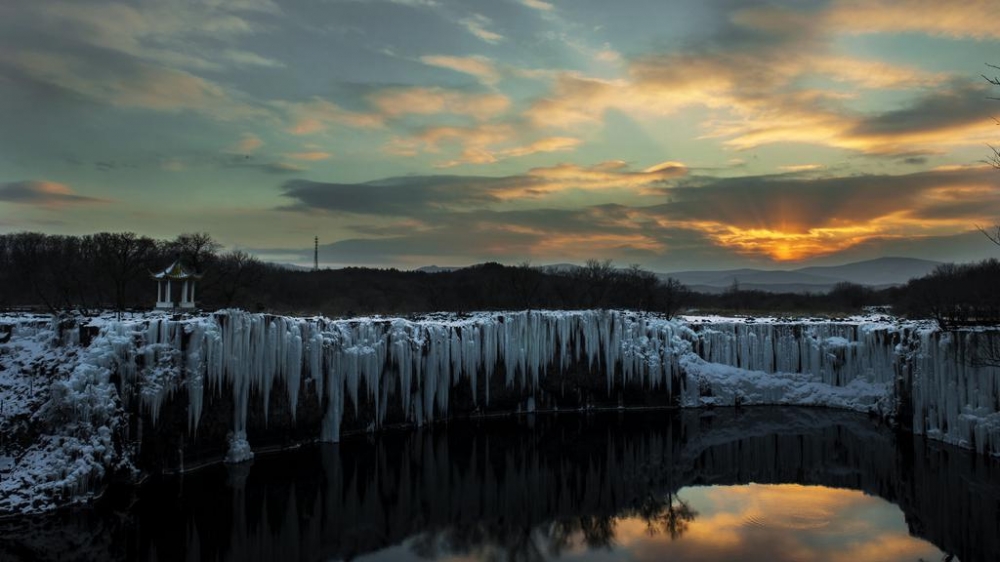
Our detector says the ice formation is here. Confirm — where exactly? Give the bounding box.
[3,309,1000,514]
[0,316,131,514]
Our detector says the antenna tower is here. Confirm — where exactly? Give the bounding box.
[314,236,319,271]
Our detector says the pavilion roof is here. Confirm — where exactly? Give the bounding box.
[151,259,201,280]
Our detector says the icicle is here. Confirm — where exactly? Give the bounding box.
[67,309,997,458]
[185,322,205,435]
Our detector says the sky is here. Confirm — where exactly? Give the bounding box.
[2,0,1000,271]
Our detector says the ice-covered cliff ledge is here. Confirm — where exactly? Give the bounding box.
[2,309,999,515]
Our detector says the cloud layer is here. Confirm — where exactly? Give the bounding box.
[0,181,109,209]
[276,163,999,265]
[2,0,999,268]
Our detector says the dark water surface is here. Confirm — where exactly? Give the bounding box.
[2,407,999,561]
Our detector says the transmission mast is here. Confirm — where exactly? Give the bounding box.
[314,236,319,271]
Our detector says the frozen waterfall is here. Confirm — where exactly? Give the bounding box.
[5,309,1000,479]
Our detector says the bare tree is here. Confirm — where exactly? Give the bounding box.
[215,250,265,308]
[984,63,1000,168]
[980,65,1000,244]
[576,259,616,309]
[6,232,58,313]
[91,232,158,318]
[510,261,543,309]
[978,223,1000,247]
[970,64,1000,364]
[659,277,690,319]
[635,491,698,540]
[624,263,660,311]
[167,232,221,273]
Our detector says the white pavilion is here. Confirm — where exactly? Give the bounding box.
[152,259,201,309]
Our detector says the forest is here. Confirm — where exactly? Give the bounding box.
[0,230,997,324]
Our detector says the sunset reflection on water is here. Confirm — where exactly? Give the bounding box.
[611,484,946,562]
[377,484,950,562]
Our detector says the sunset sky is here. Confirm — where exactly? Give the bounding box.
[2,0,1000,270]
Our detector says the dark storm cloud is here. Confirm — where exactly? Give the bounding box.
[279,175,531,215]
[279,161,687,216]
[0,180,109,207]
[340,204,647,242]
[272,164,1000,267]
[652,167,1000,232]
[848,81,990,139]
[311,206,719,265]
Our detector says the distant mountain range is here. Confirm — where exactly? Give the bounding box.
[415,265,458,273]
[331,257,942,295]
[662,257,941,294]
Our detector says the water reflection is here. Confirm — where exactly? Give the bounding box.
[1,408,997,561]
[597,484,946,562]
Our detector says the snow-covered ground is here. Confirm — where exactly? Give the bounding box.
[0,316,131,514]
[1,309,998,515]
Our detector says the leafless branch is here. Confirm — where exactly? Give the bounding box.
[985,143,1000,169]
[985,63,1000,86]
[976,223,1000,246]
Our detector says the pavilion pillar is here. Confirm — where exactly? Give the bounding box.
[166,280,172,307]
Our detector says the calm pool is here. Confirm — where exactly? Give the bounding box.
[2,407,998,561]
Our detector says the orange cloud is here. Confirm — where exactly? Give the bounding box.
[231,133,263,154]
[283,151,332,161]
[522,7,965,158]
[826,0,1000,39]
[644,161,687,174]
[0,180,111,209]
[282,164,995,264]
[4,50,263,120]
[438,136,583,167]
[520,160,687,194]
[368,87,509,120]
[646,166,1000,261]
[705,224,884,261]
[459,14,504,43]
[519,0,554,11]
[419,55,500,85]
[279,98,384,135]
[389,123,583,167]
[777,164,824,172]
[810,56,945,89]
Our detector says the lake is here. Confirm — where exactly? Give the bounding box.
[1,407,997,561]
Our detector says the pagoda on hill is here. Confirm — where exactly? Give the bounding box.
[152,259,201,310]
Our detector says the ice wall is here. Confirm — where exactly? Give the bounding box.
[7,309,1000,479]
[908,329,1000,455]
[691,322,899,386]
[118,310,691,450]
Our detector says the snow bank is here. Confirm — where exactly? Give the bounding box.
[3,309,1000,515]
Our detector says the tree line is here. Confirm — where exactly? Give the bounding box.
[0,233,689,318]
[2,230,999,323]
[0,232,264,315]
